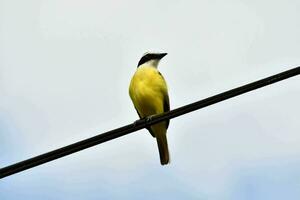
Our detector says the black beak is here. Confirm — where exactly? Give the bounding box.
[158,53,168,60]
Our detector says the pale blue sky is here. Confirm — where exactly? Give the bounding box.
[1,0,300,199]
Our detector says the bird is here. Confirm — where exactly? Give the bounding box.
[129,52,170,165]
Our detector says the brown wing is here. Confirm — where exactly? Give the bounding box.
[163,92,170,129]
[158,72,170,129]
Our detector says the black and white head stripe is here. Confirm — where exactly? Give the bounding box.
[137,53,167,67]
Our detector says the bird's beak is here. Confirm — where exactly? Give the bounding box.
[158,53,167,60]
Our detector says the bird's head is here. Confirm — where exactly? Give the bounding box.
[137,52,167,68]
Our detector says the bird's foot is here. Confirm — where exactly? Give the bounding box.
[133,115,155,127]
[146,115,155,123]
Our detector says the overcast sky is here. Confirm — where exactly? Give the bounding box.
[1,0,300,199]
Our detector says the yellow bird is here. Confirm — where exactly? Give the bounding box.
[129,52,170,165]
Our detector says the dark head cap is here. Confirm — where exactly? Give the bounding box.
[137,52,167,67]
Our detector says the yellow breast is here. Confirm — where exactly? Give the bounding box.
[129,66,168,117]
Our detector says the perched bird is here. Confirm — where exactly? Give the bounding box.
[129,52,170,165]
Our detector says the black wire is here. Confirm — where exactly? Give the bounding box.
[0,66,299,179]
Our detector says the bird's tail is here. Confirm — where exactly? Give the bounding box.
[154,125,170,165]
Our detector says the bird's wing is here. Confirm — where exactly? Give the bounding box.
[163,92,170,129]
[158,72,170,130]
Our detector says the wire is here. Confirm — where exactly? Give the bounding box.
[0,66,299,179]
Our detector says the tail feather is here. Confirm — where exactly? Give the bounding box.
[156,131,170,165]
